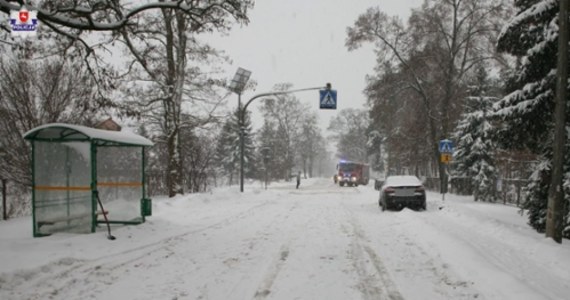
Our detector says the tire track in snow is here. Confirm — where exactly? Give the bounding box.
[253,245,291,299]
[250,200,307,299]
[106,200,276,260]
[348,190,558,300]
[369,217,481,299]
[107,196,303,300]
[249,195,329,299]
[0,200,278,300]
[409,209,567,299]
[214,199,304,299]
[341,202,405,300]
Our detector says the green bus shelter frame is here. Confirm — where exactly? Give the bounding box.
[24,123,154,237]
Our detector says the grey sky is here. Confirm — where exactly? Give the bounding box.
[206,0,423,132]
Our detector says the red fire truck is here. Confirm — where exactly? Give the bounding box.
[333,161,370,187]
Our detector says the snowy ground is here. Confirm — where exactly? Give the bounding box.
[1,178,569,300]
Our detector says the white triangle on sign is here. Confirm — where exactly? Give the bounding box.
[321,92,334,105]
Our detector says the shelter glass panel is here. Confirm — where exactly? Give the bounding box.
[34,141,92,235]
[97,146,143,223]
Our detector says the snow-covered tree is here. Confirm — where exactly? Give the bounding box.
[328,108,369,162]
[297,113,326,178]
[181,128,217,193]
[259,85,309,180]
[215,120,235,185]
[256,120,276,181]
[0,1,253,35]
[215,107,256,185]
[453,66,498,202]
[0,55,102,187]
[366,129,384,174]
[495,0,570,237]
[347,0,510,188]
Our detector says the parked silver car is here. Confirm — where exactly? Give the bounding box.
[379,175,426,211]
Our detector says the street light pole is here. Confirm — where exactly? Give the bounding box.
[239,92,245,192]
[229,68,252,193]
[238,85,329,192]
[241,85,328,113]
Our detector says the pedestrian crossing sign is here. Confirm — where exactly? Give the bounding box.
[439,139,454,153]
[319,89,337,109]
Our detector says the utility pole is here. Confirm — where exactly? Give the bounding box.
[546,0,568,243]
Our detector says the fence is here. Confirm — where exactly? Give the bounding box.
[0,180,32,219]
[497,178,528,206]
[425,176,530,206]
[146,170,216,196]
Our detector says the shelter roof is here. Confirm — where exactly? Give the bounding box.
[23,123,153,147]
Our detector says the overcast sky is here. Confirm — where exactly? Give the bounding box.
[205,0,423,131]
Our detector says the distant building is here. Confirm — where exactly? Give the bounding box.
[94,117,122,131]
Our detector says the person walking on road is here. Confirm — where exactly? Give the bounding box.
[296,171,301,189]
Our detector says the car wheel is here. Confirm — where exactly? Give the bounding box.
[339,182,345,187]
[422,202,426,211]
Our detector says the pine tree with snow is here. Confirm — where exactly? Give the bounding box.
[215,121,236,184]
[215,106,257,185]
[256,120,279,180]
[235,107,257,179]
[453,66,498,202]
[496,0,570,237]
[366,129,384,174]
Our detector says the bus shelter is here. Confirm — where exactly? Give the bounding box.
[23,123,153,237]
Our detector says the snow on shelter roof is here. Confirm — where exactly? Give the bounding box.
[23,123,153,147]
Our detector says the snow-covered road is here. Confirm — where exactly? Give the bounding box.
[1,178,569,300]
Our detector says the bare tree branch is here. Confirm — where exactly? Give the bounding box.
[0,0,251,32]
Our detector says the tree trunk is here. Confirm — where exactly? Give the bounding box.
[165,11,188,197]
[308,155,314,178]
[167,127,183,197]
[546,0,568,243]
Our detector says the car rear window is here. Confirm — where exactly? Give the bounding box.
[384,176,422,187]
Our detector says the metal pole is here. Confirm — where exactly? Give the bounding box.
[2,179,7,220]
[242,86,326,114]
[239,93,244,192]
[440,166,447,202]
[238,85,328,193]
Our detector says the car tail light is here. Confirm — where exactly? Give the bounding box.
[415,186,425,192]
[384,187,395,194]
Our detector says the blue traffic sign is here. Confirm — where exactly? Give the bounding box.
[439,139,454,153]
[319,89,337,109]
